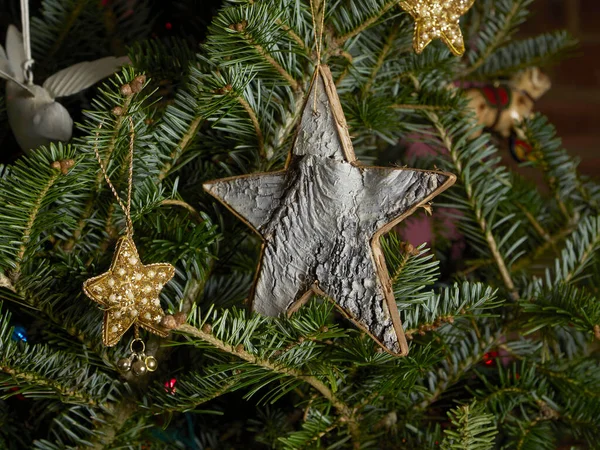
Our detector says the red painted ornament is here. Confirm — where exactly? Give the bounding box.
[475,85,512,109]
[164,377,177,394]
[483,351,499,366]
[9,387,25,401]
[509,133,537,163]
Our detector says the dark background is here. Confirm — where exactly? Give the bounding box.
[526,0,600,178]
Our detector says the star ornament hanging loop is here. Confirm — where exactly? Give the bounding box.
[400,0,475,56]
[204,65,456,356]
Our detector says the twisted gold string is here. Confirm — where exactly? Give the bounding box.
[92,117,136,238]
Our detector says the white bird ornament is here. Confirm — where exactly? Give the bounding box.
[0,25,128,152]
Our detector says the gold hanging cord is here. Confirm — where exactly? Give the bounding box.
[92,117,136,238]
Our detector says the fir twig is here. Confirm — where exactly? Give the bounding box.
[157,116,202,181]
[364,25,398,92]
[426,112,518,298]
[13,172,60,279]
[335,0,399,45]
[177,323,360,437]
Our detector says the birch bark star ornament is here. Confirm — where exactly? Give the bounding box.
[204,65,456,356]
[399,0,475,56]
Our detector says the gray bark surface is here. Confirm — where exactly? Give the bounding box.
[204,66,455,355]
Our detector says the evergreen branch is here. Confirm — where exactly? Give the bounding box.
[537,362,600,400]
[240,29,301,90]
[149,375,237,415]
[279,410,340,449]
[441,401,498,450]
[383,236,439,303]
[402,283,500,339]
[564,221,600,284]
[418,331,498,411]
[425,112,518,297]
[129,37,196,85]
[514,417,556,450]
[279,21,307,51]
[335,0,399,45]
[473,362,549,420]
[515,202,551,242]
[401,282,501,339]
[205,3,306,93]
[63,95,133,252]
[157,116,202,181]
[364,25,398,92]
[558,396,600,446]
[512,224,574,273]
[33,405,106,449]
[13,172,60,278]
[152,59,208,182]
[246,0,308,51]
[86,402,138,450]
[0,366,98,407]
[237,94,266,159]
[0,143,83,277]
[42,0,86,63]
[62,70,150,257]
[160,199,203,224]
[523,114,597,214]
[472,31,577,79]
[0,305,119,408]
[391,104,450,111]
[0,282,102,355]
[177,323,354,420]
[519,285,600,340]
[534,215,600,288]
[463,0,532,76]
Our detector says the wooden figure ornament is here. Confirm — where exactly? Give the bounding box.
[465,67,551,139]
[204,66,456,356]
[0,25,128,152]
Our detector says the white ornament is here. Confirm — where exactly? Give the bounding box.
[0,25,128,152]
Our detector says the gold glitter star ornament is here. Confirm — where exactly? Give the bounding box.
[399,0,475,56]
[83,236,174,346]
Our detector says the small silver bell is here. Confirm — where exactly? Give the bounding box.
[131,359,147,376]
[145,356,158,372]
[116,357,132,372]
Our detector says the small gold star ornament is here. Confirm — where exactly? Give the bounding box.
[83,115,177,375]
[399,0,475,56]
[83,236,174,346]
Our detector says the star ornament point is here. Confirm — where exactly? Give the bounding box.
[400,0,475,56]
[83,236,174,347]
[204,66,456,356]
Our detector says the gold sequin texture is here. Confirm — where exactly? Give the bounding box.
[83,236,174,346]
[399,0,475,56]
